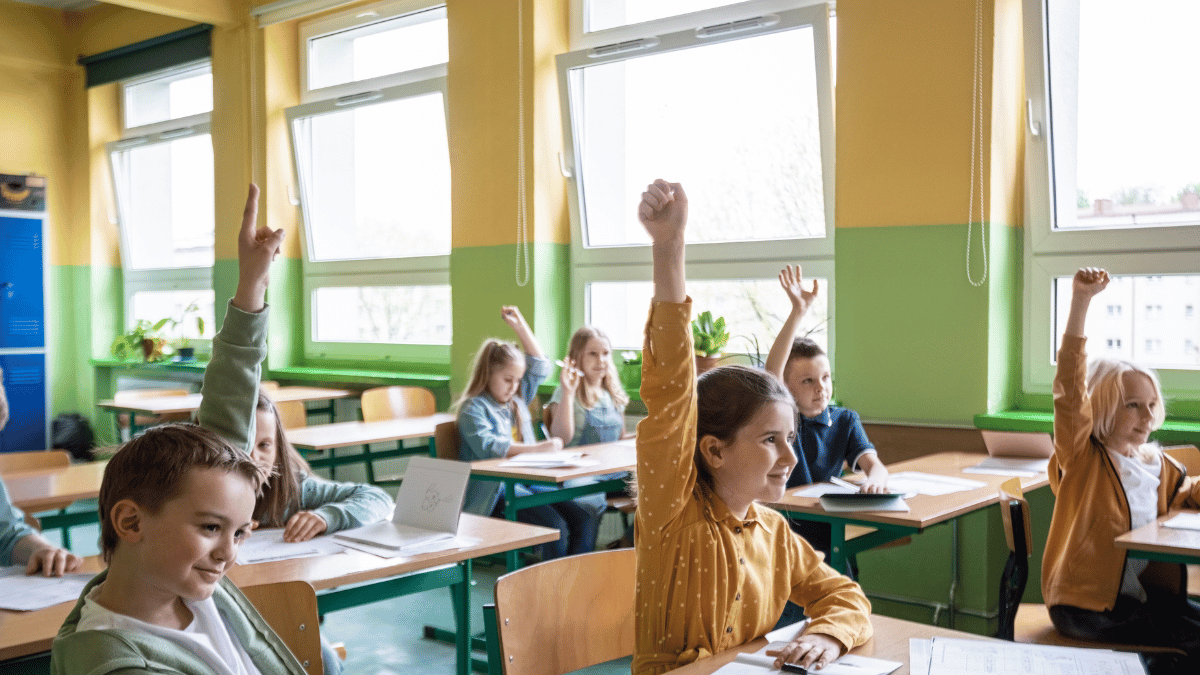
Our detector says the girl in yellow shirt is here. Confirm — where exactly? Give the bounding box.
[633,180,872,675]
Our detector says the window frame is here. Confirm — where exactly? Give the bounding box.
[1022,0,1200,399]
[559,1,836,358]
[568,0,822,51]
[290,0,451,365]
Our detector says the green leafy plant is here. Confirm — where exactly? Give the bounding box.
[170,301,206,350]
[111,318,172,362]
[691,311,730,357]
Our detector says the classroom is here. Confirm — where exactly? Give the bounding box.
[1,0,1198,674]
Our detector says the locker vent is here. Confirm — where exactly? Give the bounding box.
[7,318,41,334]
[6,234,41,250]
[5,366,42,386]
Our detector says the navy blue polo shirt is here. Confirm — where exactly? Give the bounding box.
[786,405,876,488]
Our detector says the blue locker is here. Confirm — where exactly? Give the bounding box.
[0,215,45,349]
[0,354,47,452]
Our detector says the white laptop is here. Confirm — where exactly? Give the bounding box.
[334,456,471,551]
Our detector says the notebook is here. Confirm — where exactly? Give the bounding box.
[334,456,471,551]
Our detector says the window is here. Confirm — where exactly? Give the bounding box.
[109,61,216,346]
[290,0,451,363]
[560,1,835,358]
[1023,0,1200,395]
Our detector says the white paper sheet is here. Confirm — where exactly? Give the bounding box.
[909,639,932,675]
[713,641,901,675]
[235,529,348,565]
[498,452,600,468]
[764,620,809,644]
[334,535,482,559]
[0,565,92,611]
[926,637,1147,675]
[962,457,1049,477]
[886,472,987,496]
[1163,512,1200,531]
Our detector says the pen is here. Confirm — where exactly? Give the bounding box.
[555,359,584,377]
[829,475,860,492]
[780,663,808,674]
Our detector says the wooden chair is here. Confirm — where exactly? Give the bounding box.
[260,380,281,392]
[434,420,460,460]
[484,548,635,675]
[1000,478,1187,658]
[113,387,190,439]
[0,450,78,543]
[357,386,438,485]
[240,580,329,675]
[276,400,308,430]
[1164,445,1200,475]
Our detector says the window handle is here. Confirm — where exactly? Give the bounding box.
[1026,99,1041,137]
[287,185,300,206]
[558,152,573,179]
[158,127,194,140]
[335,91,383,107]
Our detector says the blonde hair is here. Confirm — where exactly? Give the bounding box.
[454,339,527,423]
[1087,357,1166,459]
[566,326,629,409]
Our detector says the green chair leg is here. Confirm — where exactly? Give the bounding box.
[483,603,502,675]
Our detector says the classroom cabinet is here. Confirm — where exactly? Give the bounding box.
[0,178,48,453]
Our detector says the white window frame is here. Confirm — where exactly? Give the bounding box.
[110,61,215,353]
[291,0,451,364]
[1022,0,1200,397]
[559,1,836,358]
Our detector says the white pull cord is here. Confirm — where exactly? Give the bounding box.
[515,0,530,287]
[966,0,988,287]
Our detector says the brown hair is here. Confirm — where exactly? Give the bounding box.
[454,339,527,429]
[693,365,796,493]
[566,326,629,408]
[254,392,314,528]
[788,337,826,362]
[99,423,259,562]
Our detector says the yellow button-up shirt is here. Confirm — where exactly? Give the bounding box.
[634,299,872,675]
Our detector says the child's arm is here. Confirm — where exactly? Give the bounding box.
[765,265,819,379]
[196,185,286,451]
[502,306,543,358]
[635,180,698,535]
[282,475,396,542]
[1053,268,1109,470]
[546,364,580,443]
[857,453,890,494]
[458,399,563,460]
[1,480,82,576]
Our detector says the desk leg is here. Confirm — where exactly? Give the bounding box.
[329,448,337,481]
[947,519,959,629]
[428,437,437,458]
[829,525,847,574]
[504,481,521,571]
[451,559,472,675]
[361,444,377,484]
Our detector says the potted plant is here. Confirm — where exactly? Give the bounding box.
[111,318,172,362]
[691,310,730,374]
[170,301,205,362]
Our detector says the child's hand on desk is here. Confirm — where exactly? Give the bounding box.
[767,633,843,671]
[283,511,328,542]
[859,475,889,494]
[233,183,287,314]
[26,543,82,577]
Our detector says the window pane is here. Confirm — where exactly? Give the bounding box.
[588,277,828,354]
[130,290,215,340]
[1053,274,1200,368]
[123,65,212,129]
[294,92,451,261]
[308,7,448,90]
[1057,0,1200,230]
[112,134,215,269]
[313,285,451,344]
[587,0,744,32]
[570,27,825,247]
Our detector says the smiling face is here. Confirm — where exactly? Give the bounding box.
[487,357,526,404]
[783,354,833,418]
[577,336,613,387]
[708,400,798,510]
[1107,371,1159,452]
[133,467,256,603]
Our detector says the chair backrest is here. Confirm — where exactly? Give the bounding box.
[0,450,71,475]
[492,548,635,675]
[260,380,281,392]
[1164,445,1200,476]
[276,400,308,430]
[435,420,460,460]
[361,386,436,422]
[113,388,189,403]
[239,580,324,675]
[997,477,1032,641]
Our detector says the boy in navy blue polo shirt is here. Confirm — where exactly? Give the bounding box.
[765,265,890,558]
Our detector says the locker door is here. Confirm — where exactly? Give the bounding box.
[0,354,47,452]
[0,215,45,349]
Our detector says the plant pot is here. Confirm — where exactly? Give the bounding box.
[695,354,721,375]
[177,347,195,362]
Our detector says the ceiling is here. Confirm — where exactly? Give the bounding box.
[6,0,100,11]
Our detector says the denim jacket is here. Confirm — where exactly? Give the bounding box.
[458,354,550,515]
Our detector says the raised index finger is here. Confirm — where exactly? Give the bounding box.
[241,183,260,240]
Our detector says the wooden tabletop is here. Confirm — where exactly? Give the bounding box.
[470,438,636,484]
[285,413,455,451]
[3,462,107,512]
[0,514,556,662]
[668,613,999,675]
[1114,509,1200,564]
[97,386,355,415]
[765,451,1051,531]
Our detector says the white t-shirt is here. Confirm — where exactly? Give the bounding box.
[1106,447,1162,603]
[77,584,263,675]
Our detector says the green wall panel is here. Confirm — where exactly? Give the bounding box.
[265,255,304,371]
[48,263,121,438]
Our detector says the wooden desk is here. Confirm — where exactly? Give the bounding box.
[0,514,557,675]
[97,386,355,416]
[663,614,999,675]
[286,413,455,482]
[3,462,106,513]
[470,438,635,569]
[1115,509,1200,565]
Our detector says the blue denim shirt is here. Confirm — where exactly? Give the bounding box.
[458,354,550,515]
[1,477,36,566]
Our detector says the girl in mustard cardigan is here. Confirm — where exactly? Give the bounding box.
[1046,267,1200,671]
[633,180,871,675]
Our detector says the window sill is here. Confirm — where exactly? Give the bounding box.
[91,357,209,374]
[975,411,1200,445]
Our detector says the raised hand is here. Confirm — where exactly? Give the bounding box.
[500,306,528,332]
[637,179,687,245]
[779,264,819,315]
[233,183,286,314]
[1072,267,1110,299]
[559,358,581,396]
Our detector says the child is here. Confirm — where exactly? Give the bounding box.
[457,307,604,559]
[634,180,871,675]
[545,326,631,446]
[51,423,305,675]
[1044,267,1200,671]
[765,264,888,561]
[1,477,82,576]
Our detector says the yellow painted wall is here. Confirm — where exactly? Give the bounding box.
[260,20,302,260]
[68,3,197,56]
